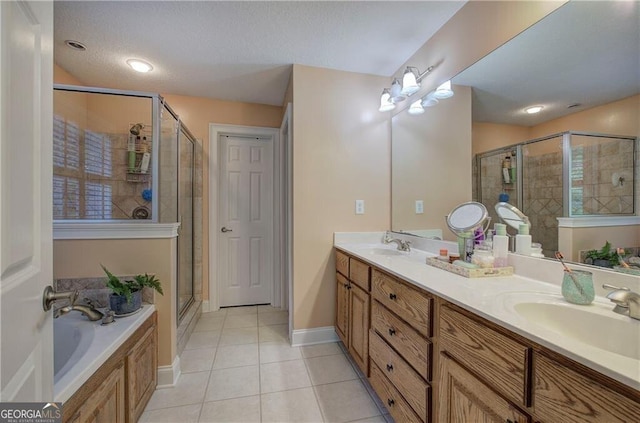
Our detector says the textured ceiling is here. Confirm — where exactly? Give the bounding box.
[54,1,465,106]
[452,1,640,127]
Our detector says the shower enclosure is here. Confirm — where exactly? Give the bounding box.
[53,85,197,322]
[476,131,636,257]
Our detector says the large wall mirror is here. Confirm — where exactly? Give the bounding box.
[391,1,640,268]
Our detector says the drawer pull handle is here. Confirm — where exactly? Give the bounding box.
[347,284,352,290]
[388,328,396,336]
[506,420,515,423]
[389,293,397,300]
[387,399,395,407]
[386,363,393,372]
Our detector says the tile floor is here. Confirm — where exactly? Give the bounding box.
[140,305,392,423]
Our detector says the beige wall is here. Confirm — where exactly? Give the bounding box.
[53,238,177,367]
[472,122,530,155]
[529,94,640,140]
[391,85,472,239]
[291,64,390,330]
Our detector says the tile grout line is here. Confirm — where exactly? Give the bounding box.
[302,348,329,422]
[195,311,225,422]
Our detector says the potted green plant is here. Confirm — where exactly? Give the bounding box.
[584,241,618,268]
[101,264,164,315]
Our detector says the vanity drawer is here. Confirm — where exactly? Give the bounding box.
[369,330,429,422]
[372,300,431,381]
[369,361,425,423]
[440,305,530,407]
[349,257,370,291]
[336,250,349,277]
[372,270,432,337]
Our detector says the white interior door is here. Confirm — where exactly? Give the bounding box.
[0,0,54,401]
[218,135,273,306]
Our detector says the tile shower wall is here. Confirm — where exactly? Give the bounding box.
[522,147,563,256]
[575,137,634,215]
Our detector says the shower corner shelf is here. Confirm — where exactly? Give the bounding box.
[126,172,151,183]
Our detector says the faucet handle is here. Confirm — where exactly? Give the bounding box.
[84,298,104,309]
[43,286,79,311]
[602,284,630,291]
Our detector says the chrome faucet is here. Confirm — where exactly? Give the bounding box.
[603,284,640,320]
[383,231,411,252]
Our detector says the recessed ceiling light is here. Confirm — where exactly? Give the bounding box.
[65,40,86,51]
[525,106,543,114]
[126,59,153,73]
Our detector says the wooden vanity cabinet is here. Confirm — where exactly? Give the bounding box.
[126,325,158,423]
[335,250,371,376]
[533,353,640,423]
[438,353,529,423]
[64,312,157,423]
[335,254,640,423]
[67,363,126,423]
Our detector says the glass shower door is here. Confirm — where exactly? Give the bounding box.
[177,126,195,321]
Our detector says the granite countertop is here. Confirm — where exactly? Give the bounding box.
[335,237,640,391]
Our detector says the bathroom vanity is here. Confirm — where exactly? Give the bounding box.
[335,239,640,423]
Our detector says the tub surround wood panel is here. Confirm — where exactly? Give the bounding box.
[63,311,157,423]
[335,243,640,423]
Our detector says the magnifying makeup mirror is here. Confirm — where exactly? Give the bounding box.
[446,202,490,237]
[495,202,530,230]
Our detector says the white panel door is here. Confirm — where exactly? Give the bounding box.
[218,136,273,306]
[0,0,54,401]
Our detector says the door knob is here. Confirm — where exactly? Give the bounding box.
[221,227,232,233]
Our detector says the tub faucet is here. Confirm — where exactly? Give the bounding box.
[54,304,104,321]
[383,231,411,252]
[603,284,640,320]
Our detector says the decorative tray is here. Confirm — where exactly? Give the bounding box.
[425,257,514,278]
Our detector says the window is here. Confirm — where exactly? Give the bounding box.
[53,117,114,219]
[570,146,584,215]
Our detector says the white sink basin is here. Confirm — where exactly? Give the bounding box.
[365,248,404,256]
[512,299,639,360]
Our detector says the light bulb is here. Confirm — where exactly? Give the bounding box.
[401,68,420,96]
[408,100,425,115]
[525,106,543,114]
[379,89,396,112]
[127,59,153,73]
[433,80,454,99]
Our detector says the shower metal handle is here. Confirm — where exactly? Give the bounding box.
[221,227,232,233]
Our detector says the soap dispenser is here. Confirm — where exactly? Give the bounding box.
[493,223,509,267]
[515,223,532,255]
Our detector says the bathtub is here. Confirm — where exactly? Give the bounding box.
[53,304,155,403]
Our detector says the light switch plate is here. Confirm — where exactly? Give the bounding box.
[415,200,424,214]
[355,200,365,215]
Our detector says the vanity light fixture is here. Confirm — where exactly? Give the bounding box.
[408,100,425,115]
[525,105,543,114]
[378,64,436,112]
[401,66,435,96]
[379,88,396,112]
[433,80,454,99]
[126,59,153,73]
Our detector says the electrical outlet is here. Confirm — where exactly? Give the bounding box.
[355,200,365,215]
[415,200,424,214]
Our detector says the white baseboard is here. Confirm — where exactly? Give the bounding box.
[156,355,181,388]
[291,326,339,347]
[201,300,211,313]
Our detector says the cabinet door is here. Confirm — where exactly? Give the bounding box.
[127,325,158,423]
[438,354,529,423]
[336,273,350,345]
[534,353,640,423]
[67,363,126,423]
[348,282,369,376]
